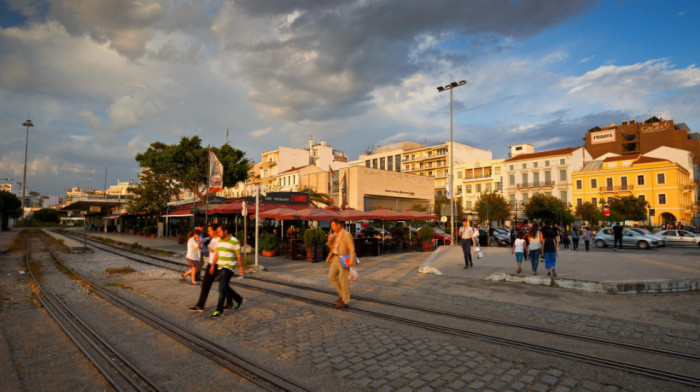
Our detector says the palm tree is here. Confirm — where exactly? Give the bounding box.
[298,187,333,207]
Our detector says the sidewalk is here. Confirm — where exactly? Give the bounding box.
[421,245,700,294]
[0,229,20,255]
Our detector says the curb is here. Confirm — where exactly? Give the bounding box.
[486,273,700,294]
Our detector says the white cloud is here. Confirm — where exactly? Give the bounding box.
[249,127,273,138]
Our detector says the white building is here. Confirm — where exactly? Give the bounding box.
[504,144,592,213]
[348,141,424,172]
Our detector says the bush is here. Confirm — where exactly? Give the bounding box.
[143,225,157,235]
[258,233,279,251]
[303,227,327,247]
[32,208,60,223]
[418,226,434,242]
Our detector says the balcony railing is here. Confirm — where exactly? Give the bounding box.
[516,180,555,189]
[599,185,633,192]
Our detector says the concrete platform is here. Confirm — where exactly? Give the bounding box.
[420,245,700,294]
[42,229,92,253]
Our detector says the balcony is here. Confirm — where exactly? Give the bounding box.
[516,180,555,189]
[599,185,633,193]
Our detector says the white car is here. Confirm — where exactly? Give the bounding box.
[656,230,700,247]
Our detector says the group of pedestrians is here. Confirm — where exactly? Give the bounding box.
[185,224,245,319]
[510,223,560,276]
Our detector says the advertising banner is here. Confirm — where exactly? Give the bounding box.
[590,129,616,144]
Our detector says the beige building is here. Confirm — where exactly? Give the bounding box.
[349,141,424,173]
[455,158,506,216]
[260,138,348,187]
[401,142,492,198]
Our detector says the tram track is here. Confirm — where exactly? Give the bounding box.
[41,230,313,392]
[56,229,700,388]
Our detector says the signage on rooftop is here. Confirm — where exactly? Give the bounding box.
[590,129,616,144]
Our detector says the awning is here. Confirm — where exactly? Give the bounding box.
[164,208,195,217]
[102,213,127,220]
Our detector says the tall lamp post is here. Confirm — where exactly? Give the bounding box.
[21,119,33,217]
[437,80,467,246]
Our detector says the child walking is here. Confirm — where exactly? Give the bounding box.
[511,232,528,274]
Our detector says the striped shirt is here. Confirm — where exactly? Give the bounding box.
[216,235,241,270]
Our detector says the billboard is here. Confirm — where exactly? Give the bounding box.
[590,129,616,144]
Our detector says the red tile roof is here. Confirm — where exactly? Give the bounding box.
[635,156,668,164]
[505,147,581,162]
[278,164,314,175]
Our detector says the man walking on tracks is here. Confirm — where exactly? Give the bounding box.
[209,225,244,319]
[326,219,356,309]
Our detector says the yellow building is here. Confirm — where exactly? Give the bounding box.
[572,155,695,225]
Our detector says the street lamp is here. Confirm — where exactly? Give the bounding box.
[21,119,33,217]
[437,80,467,246]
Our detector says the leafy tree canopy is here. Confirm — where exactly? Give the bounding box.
[127,169,179,217]
[474,192,511,223]
[135,136,250,203]
[33,208,60,223]
[523,193,569,223]
[607,195,648,222]
[575,201,602,225]
[0,191,22,230]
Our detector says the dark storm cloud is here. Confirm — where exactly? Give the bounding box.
[228,0,599,121]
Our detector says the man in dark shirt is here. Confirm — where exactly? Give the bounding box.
[612,222,624,251]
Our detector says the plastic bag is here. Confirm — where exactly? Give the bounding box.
[349,266,359,281]
[475,247,483,259]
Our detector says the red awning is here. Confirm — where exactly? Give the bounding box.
[165,208,194,217]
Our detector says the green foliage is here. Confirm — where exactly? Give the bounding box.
[135,136,251,203]
[523,193,568,223]
[258,233,279,251]
[32,208,60,223]
[130,242,142,249]
[474,192,511,222]
[127,168,178,217]
[418,226,434,242]
[303,227,326,247]
[0,190,22,230]
[575,202,602,225]
[143,225,157,235]
[607,196,648,221]
[298,187,333,207]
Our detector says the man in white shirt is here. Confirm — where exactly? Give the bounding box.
[458,220,476,269]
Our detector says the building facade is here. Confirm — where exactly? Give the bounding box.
[572,155,695,225]
[504,144,592,216]
[584,116,700,166]
[401,142,492,198]
[260,139,348,188]
[455,158,506,217]
[349,141,424,173]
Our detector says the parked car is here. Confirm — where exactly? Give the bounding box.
[684,226,697,233]
[433,228,451,245]
[475,229,510,247]
[489,228,512,247]
[594,228,660,249]
[628,228,666,247]
[656,230,700,246]
[389,227,419,239]
[360,227,388,238]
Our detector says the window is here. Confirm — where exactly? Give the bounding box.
[365,160,370,168]
[560,158,566,165]
[606,178,613,190]
[522,163,527,169]
[638,194,645,202]
[380,157,385,170]
[560,191,567,203]
[510,194,516,204]
[591,197,597,206]
[560,169,567,181]
[521,173,528,185]
[486,183,492,192]
[533,162,538,168]
[576,179,582,190]
[457,171,463,179]
[466,185,472,194]
[510,165,514,171]
[372,159,378,169]
[522,194,528,204]
[545,160,550,167]
[395,155,401,171]
[658,194,666,204]
[620,176,628,189]
[657,173,665,184]
[533,172,540,185]
[495,167,501,175]
[476,184,481,193]
[591,179,597,188]
[387,156,393,171]
[509,175,515,186]
[456,186,462,195]
[576,198,583,206]
[544,171,551,183]
[428,171,432,177]
[637,175,644,185]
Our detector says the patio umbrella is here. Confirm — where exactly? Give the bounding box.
[363,208,415,245]
[252,206,302,220]
[294,206,338,221]
[401,209,438,240]
[337,208,374,221]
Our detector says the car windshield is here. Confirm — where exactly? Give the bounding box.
[434,228,445,234]
[630,228,647,235]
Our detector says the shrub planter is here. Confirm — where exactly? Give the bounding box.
[303,228,327,263]
[421,241,434,251]
[262,250,276,257]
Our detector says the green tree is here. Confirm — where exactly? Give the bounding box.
[135,136,250,203]
[607,196,648,222]
[575,202,602,225]
[298,187,333,207]
[0,191,22,230]
[523,193,568,223]
[474,192,511,223]
[33,208,60,223]
[127,169,179,217]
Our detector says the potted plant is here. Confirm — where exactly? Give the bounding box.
[418,226,435,251]
[303,227,327,262]
[144,225,157,238]
[259,233,279,257]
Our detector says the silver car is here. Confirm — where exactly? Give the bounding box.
[656,230,700,247]
[628,228,666,247]
[594,228,659,249]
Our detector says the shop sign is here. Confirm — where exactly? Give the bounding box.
[590,129,616,144]
[89,206,101,213]
[641,121,672,133]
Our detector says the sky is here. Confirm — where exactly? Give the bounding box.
[0,0,698,197]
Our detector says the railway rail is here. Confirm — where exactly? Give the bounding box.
[56,229,700,388]
[41,230,313,392]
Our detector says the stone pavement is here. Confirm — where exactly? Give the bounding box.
[422,245,700,294]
